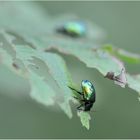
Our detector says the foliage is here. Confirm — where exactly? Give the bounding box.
[0,2,140,129]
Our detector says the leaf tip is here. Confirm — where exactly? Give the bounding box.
[77,111,91,130]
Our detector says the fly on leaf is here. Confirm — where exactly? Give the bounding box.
[56,21,86,37]
[69,80,96,111]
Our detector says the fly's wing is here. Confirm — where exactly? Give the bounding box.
[89,89,96,103]
[114,68,127,88]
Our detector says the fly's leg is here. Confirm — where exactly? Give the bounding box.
[74,97,86,101]
[73,96,78,99]
[77,103,85,111]
[73,96,80,100]
[81,99,87,102]
[69,86,86,111]
[68,86,83,96]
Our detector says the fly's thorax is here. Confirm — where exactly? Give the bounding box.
[64,22,86,36]
[81,80,95,100]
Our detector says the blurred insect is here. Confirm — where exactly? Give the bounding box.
[56,21,86,37]
[69,80,96,111]
[105,68,127,88]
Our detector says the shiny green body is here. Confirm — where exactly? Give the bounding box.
[81,80,95,100]
[57,21,86,37]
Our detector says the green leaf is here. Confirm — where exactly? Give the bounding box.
[127,74,140,97]
[0,3,127,128]
[77,111,91,130]
[18,34,122,76]
[0,30,93,128]
[1,32,73,118]
[37,52,73,118]
[29,70,56,106]
[39,36,123,75]
[103,45,140,64]
[0,2,140,130]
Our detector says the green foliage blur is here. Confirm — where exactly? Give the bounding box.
[0,1,140,138]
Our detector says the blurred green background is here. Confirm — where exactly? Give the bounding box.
[0,1,140,138]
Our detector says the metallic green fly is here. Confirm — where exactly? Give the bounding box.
[69,80,96,111]
[57,21,86,37]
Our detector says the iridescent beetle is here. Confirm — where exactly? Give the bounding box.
[69,80,96,111]
[56,21,86,37]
